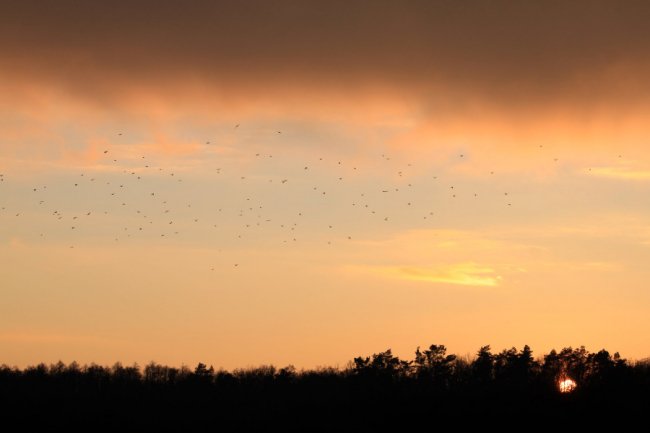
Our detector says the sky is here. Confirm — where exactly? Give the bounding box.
[1,0,650,369]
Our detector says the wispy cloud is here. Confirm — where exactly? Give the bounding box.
[381,263,502,287]
[586,166,650,180]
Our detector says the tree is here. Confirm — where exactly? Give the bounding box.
[194,362,215,380]
[473,345,494,384]
[413,344,456,388]
[353,349,410,379]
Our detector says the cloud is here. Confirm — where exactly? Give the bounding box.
[380,263,502,287]
[340,217,649,289]
[2,1,650,110]
[342,229,523,287]
[586,166,650,180]
[4,1,650,178]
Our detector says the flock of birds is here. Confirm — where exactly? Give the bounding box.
[0,127,597,269]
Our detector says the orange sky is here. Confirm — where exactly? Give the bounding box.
[1,1,650,369]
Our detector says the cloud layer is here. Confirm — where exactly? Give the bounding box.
[3,0,650,109]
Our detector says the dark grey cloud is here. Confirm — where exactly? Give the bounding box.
[2,0,650,106]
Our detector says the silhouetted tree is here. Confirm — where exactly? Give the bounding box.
[1,344,648,431]
[558,346,589,384]
[473,345,494,384]
[194,362,215,379]
[413,344,456,389]
[353,349,410,379]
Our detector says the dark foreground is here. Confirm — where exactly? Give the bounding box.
[2,345,649,431]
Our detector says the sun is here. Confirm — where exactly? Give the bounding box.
[558,378,577,393]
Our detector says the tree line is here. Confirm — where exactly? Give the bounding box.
[1,344,648,431]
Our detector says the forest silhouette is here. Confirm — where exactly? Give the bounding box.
[2,344,648,431]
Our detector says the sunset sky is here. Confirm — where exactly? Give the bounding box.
[2,1,650,369]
